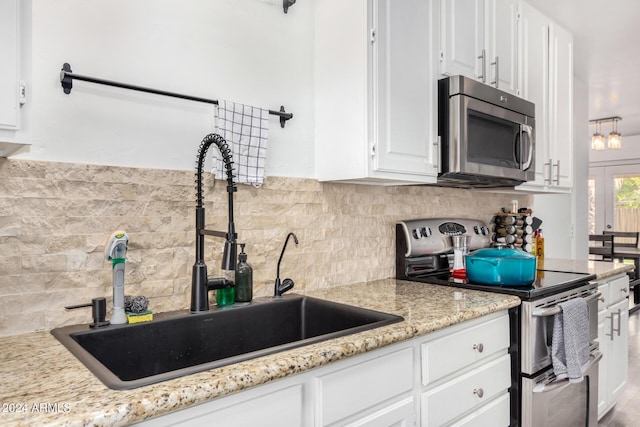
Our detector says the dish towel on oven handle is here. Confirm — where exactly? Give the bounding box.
[213,100,269,187]
[551,298,590,383]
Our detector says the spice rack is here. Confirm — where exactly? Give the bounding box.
[491,212,534,252]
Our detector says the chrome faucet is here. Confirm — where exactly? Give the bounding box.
[191,133,237,312]
[274,232,299,297]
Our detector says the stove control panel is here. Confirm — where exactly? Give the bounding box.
[398,218,491,257]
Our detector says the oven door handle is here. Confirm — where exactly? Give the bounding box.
[532,352,603,393]
[532,291,602,317]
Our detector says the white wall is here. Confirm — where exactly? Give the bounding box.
[533,76,590,260]
[14,0,314,175]
[590,134,640,164]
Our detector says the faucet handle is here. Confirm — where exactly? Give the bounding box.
[279,278,295,296]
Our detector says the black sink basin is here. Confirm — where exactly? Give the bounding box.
[51,294,403,389]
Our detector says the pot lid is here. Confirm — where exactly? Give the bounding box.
[468,247,535,260]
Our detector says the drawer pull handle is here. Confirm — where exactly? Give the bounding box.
[622,288,629,293]
[473,343,484,353]
[473,388,484,398]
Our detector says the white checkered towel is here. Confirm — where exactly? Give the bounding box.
[213,100,269,186]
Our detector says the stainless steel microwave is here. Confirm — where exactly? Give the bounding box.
[437,75,535,187]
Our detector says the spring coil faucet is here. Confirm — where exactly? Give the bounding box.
[191,133,238,312]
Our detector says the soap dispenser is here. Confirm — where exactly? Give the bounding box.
[235,243,253,303]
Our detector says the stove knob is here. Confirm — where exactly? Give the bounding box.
[473,225,480,234]
[421,227,432,238]
[412,229,421,239]
[481,226,490,235]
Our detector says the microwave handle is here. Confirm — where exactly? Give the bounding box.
[521,124,534,171]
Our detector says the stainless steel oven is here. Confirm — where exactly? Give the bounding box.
[438,75,535,187]
[395,218,601,426]
[520,283,602,427]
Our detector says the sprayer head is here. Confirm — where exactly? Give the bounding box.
[105,230,129,261]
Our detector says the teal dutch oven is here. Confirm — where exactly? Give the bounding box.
[465,247,537,286]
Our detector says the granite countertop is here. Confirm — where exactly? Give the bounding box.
[0,279,520,427]
[541,258,633,280]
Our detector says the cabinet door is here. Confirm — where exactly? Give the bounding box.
[440,0,485,80]
[597,308,609,418]
[517,1,550,188]
[485,0,519,94]
[548,23,573,189]
[0,0,19,130]
[371,0,438,177]
[607,298,628,407]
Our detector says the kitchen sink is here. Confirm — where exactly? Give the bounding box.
[51,294,403,390]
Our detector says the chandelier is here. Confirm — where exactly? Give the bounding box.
[590,116,622,150]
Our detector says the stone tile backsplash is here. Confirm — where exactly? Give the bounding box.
[0,159,531,336]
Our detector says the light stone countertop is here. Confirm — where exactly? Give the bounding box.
[540,258,633,280]
[0,279,520,427]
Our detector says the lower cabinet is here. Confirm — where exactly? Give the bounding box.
[597,274,629,420]
[135,311,510,427]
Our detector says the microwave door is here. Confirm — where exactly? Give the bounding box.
[457,96,529,181]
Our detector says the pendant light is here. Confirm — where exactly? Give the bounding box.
[590,116,622,150]
[608,117,622,149]
[591,121,605,151]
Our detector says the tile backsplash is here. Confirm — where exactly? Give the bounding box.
[0,159,531,336]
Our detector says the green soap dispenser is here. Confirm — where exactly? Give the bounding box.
[235,243,253,303]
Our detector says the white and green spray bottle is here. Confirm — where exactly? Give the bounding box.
[105,230,129,325]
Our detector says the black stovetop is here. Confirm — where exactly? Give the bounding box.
[407,269,596,300]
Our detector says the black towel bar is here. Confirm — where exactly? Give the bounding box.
[59,63,293,128]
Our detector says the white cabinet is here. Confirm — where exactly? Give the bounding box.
[135,383,305,427]
[440,0,519,95]
[421,312,511,426]
[0,0,20,131]
[516,1,573,193]
[314,0,438,185]
[138,310,512,427]
[315,347,413,426]
[596,274,629,420]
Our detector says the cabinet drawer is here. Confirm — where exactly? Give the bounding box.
[598,283,609,311]
[608,275,629,305]
[450,392,510,427]
[422,354,511,427]
[317,347,413,426]
[421,314,509,386]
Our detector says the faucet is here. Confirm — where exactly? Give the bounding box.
[274,232,299,297]
[191,133,238,313]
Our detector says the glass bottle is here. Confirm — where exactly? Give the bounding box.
[235,244,253,303]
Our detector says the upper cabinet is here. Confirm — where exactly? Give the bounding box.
[0,0,20,131]
[0,0,29,157]
[516,1,573,192]
[440,0,519,95]
[314,0,438,185]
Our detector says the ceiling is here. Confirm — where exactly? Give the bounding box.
[526,0,640,136]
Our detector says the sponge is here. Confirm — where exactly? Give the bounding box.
[126,310,153,324]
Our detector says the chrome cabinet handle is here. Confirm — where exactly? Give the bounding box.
[544,160,552,184]
[607,308,622,340]
[478,49,486,83]
[473,343,484,353]
[491,56,499,88]
[473,388,484,398]
[553,160,561,185]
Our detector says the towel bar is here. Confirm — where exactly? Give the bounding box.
[59,63,293,128]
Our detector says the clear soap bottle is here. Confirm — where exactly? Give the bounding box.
[235,243,253,303]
